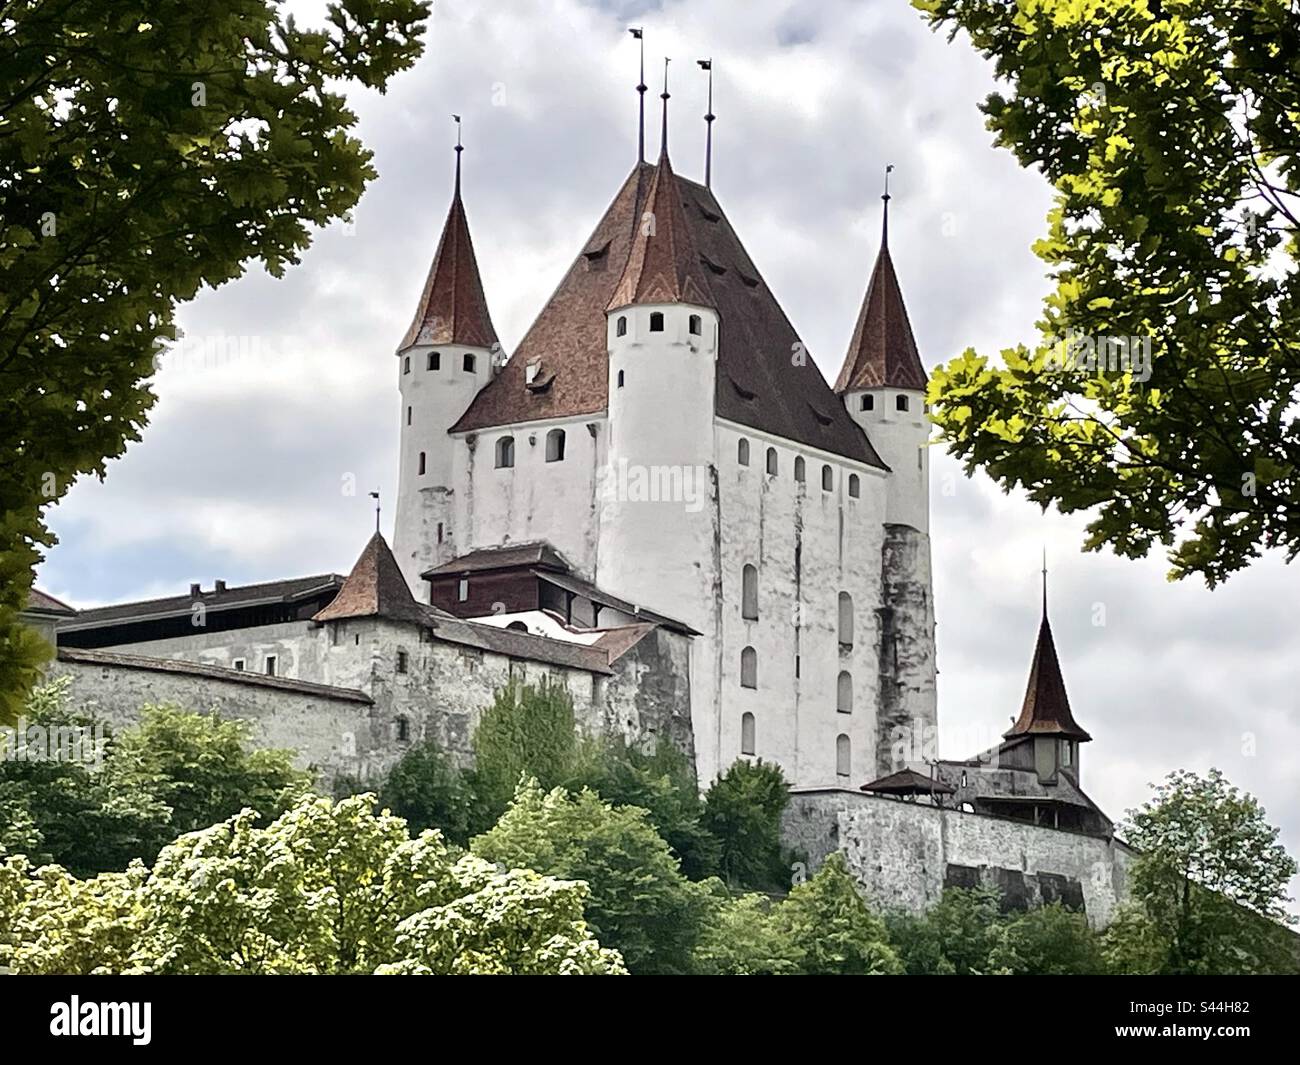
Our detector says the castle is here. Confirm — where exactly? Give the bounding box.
[26,68,1135,924]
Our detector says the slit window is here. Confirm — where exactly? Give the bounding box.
[418,452,426,475]
[457,579,469,603]
[738,439,750,466]
[740,646,757,689]
[822,465,833,492]
[617,370,625,388]
[495,436,515,469]
[741,712,756,756]
[742,564,758,620]
[688,314,702,335]
[403,356,410,374]
[546,428,566,462]
[838,592,854,648]
[766,447,778,476]
[616,316,628,337]
[794,456,805,483]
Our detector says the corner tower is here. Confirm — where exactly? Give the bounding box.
[392,139,500,596]
[835,188,937,774]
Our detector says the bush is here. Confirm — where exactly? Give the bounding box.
[701,758,790,890]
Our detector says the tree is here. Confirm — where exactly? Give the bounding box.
[0,0,430,721]
[471,680,580,828]
[377,737,475,845]
[691,888,804,976]
[0,681,308,875]
[915,0,1300,586]
[1121,768,1298,974]
[471,780,708,975]
[774,853,902,975]
[988,902,1104,975]
[567,735,720,881]
[0,793,624,975]
[886,886,1003,975]
[701,758,790,890]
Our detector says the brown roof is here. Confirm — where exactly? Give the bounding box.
[834,226,928,393]
[860,767,955,795]
[535,569,698,636]
[423,540,570,578]
[398,183,498,352]
[57,648,372,704]
[1005,615,1092,741]
[26,588,76,616]
[450,160,884,466]
[591,623,658,663]
[607,149,714,311]
[421,608,614,675]
[60,574,344,631]
[313,533,426,625]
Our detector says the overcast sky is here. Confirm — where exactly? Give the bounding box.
[35,0,1300,909]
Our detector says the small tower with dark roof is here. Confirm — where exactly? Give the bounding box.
[835,182,930,534]
[393,128,500,595]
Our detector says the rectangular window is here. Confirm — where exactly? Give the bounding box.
[428,351,440,371]
[403,356,410,374]
[232,658,245,671]
[265,655,277,677]
[457,578,469,603]
[397,650,409,674]
[463,353,476,373]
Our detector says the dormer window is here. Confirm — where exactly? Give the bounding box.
[649,312,664,332]
[861,394,874,412]
[689,314,702,335]
[616,316,627,337]
[463,353,477,373]
[896,394,909,412]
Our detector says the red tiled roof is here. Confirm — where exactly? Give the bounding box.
[1005,615,1092,741]
[607,149,714,311]
[398,188,499,352]
[313,533,426,625]
[423,541,570,578]
[451,161,884,466]
[834,237,927,393]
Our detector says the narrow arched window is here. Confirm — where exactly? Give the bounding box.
[649,311,664,332]
[837,671,853,713]
[741,712,756,756]
[403,356,410,374]
[849,474,860,498]
[617,369,625,388]
[822,465,833,492]
[616,315,628,337]
[738,438,750,466]
[765,447,778,476]
[546,428,566,462]
[688,314,702,335]
[794,456,805,483]
[742,564,758,621]
[838,591,854,648]
[896,394,909,411]
[495,436,515,469]
[418,452,426,475]
[740,646,757,689]
[836,734,851,777]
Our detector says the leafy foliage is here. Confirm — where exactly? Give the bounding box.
[691,888,804,976]
[989,902,1104,975]
[0,0,430,721]
[1120,768,1298,974]
[915,0,1300,585]
[377,737,475,845]
[774,853,902,975]
[0,680,307,876]
[0,793,623,975]
[471,780,708,975]
[700,757,790,890]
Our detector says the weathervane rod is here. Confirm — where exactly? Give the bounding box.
[453,114,463,195]
[1041,545,1048,616]
[660,56,671,155]
[882,163,894,246]
[370,491,381,534]
[699,58,714,188]
[630,28,646,163]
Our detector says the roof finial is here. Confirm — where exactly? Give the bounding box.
[453,114,463,196]
[370,490,381,534]
[698,58,714,188]
[660,57,671,156]
[882,163,894,247]
[630,28,646,163]
[1041,545,1048,617]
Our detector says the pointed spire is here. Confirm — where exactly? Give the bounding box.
[698,58,715,188]
[606,149,713,312]
[1004,597,1092,742]
[659,57,671,155]
[630,28,646,163]
[398,123,499,352]
[314,532,427,625]
[834,172,927,393]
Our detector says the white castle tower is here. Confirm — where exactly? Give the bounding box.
[833,187,938,771]
[392,138,500,594]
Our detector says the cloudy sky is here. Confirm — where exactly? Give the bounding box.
[36,0,1299,907]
